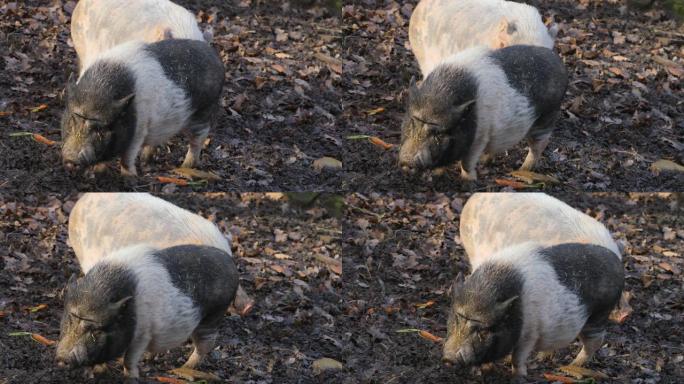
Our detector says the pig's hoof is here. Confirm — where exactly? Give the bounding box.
[120,166,138,178]
[180,158,197,169]
[510,376,529,384]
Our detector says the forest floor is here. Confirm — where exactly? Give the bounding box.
[0,0,343,192]
[342,192,683,383]
[342,0,683,192]
[0,193,343,383]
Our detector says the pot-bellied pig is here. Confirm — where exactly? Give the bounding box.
[398,45,567,180]
[61,39,224,175]
[56,244,238,380]
[443,194,624,379]
[460,192,621,268]
[68,193,253,315]
[72,0,207,74]
[409,0,556,74]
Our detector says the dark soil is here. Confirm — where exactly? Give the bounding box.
[0,0,343,192]
[342,0,684,192]
[0,193,343,383]
[342,192,683,383]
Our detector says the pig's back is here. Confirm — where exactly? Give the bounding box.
[409,0,552,75]
[460,193,620,268]
[69,193,231,273]
[72,0,204,71]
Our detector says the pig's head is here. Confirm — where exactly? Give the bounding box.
[61,63,136,169]
[56,266,137,368]
[398,66,477,171]
[442,267,523,367]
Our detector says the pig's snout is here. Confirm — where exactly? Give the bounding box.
[62,145,94,169]
[442,349,465,367]
[55,344,87,368]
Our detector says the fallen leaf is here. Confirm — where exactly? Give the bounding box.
[313,157,342,172]
[0,111,11,117]
[559,365,609,380]
[418,330,443,343]
[650,159,684,174]
[369,136,394,150]
[415,300,436,309]
[367,107,385,115]
[31,333,56,346]
[172,168,221,181]
[9,132,58,146]
[314,254,342,275]
[154,377,188,384]
[494,178,537,189]
[29,304,48,312]
[543,373,577,383]
[29,104,48,113]
[312,357,343,375]
[510,170,560,184]
[156,176,206,187]
[169,367,221,381]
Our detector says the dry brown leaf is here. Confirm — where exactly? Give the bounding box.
[650,159,684,174]
[367,107,385,115]
[510,170,560,184]
[172,168,221,181]
[312,357,343,375]
[169,367,221,381]
[543,373,577,383]
[154,376,188,384]
[29,104,48,113]
[559,365,609,380]
[314,254,342,275]
[313,157,342,172]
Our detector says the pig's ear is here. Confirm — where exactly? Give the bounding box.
[495,295,518,316]
[495,18,513,48]
[450,272,465,297]
[65,73,77,101]
[112,93,135,113]
[407,76,419,102]
[109,296,133,314]
[453,99,475,118]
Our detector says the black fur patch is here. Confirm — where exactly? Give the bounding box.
[406,65,479,165]
[489,45,568,138]
[65,61,137,161]
[452,263,524,364]
[63,263,137,364]
[153,245,238,319]
[145,39,225,128]
[540,243,624,330]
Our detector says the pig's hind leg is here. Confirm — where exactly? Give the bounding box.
[570,329,605,367]
[520,111,558,171]
[183,314,221,369]
[181,122,210,169]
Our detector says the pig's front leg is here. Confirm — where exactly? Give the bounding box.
[120,135,145,177]
[460,140,487,181]
[122,334,150,382]
[181,123,209,169]
[511,339,535,381]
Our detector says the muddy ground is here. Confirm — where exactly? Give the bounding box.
[342,193,683,383]
[0,193,343,383]
[342,0,683,192]
[0,0,342,192]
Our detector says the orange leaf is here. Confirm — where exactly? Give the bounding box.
[31,333,56,346]
[542,373,576,383]
[154,377,188,384]
[418,330,443,343]
[0,111,11,117]
[29,304,48,312]
[367,107,385,115]
[369,136,394,150]
[415,300,436,309]
[156,176,189,186]
[0,310,6,318]
[495,178,528,189]
[30,104,48,113]
[383,306,400,314]
[32,134,57,146]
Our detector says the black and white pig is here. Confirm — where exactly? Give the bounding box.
[443,193,624,379]
[56,244,239,381]
[72,0,208,74]
[61,39,224,176]
[68,193,253,315]
[398,45,568,180]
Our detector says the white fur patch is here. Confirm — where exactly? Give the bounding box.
[73,0,205,74]
[460,192,621,269]
[104,245,201,353]
[85,41,192,150]
[69,193,232,273]
[440,46,536,158]
[479,242,588,353]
